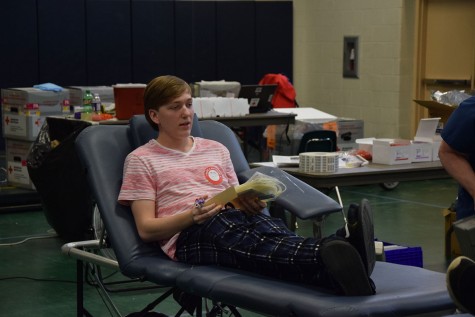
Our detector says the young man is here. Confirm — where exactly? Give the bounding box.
[439,95,475,220]
[118,75,376,296]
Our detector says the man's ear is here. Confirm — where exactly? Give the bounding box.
[149,109,159,125]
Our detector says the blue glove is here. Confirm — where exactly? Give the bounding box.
[33,83,64,92]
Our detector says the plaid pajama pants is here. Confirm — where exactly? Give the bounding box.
[176,209,328,285]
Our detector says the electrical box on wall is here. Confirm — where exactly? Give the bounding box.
[343,36,359,78]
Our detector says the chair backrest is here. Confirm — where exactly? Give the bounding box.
[74,125,167,277]
[129,114,250,181]
[129,114,202,149]
[199,120,250,180]
[297,130,337,153]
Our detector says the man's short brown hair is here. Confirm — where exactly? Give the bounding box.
[143,75,191,131]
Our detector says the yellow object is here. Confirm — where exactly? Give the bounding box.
[50,140,60,149]
[205,172,286,207]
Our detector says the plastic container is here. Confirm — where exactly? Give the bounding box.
[113,84,146,120]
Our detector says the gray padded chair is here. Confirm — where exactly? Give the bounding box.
[62,116,456,316]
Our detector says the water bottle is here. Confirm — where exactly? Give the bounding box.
[82,90,93,120]
[92,93,102,113]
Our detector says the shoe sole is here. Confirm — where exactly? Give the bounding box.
[320,240,375,296]
[348,199,376,276]
[446,256,475,314]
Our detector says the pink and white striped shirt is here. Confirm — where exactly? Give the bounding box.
[118,137,238,259]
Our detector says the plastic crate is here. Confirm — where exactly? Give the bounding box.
[382,242,423,268]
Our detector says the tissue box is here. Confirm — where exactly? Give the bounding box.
[372,139,412,165]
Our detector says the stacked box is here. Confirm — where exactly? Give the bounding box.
[5,138,35,189]
[1,87,68,189]
[2,88,69,141]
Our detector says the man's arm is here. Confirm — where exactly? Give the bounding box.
[130,198,221,242]
[439,140,475,200]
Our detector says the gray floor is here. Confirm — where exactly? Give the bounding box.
[0,175,460,316]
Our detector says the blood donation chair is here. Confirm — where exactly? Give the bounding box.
[62,115,456,317]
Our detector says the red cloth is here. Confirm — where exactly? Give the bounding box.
[258,73,297,108]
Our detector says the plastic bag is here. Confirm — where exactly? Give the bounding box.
[27,117,93,241]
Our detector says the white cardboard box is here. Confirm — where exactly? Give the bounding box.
[2,112,46,141]
[372,138,412,165]
[1,87,68,111]
[412,117,441,162]
[5,138,35,189]
[411,142,433,162]
[356,137,376,154]
[193,97,249,118]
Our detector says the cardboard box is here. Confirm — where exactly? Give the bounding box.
[335,118,364,150]
[1,87,68,114]
[2,112,46,141]
[444,208,461,259]
[411,142,433,162]
[411,117,441,162]
[68,86,114,106]
[194,97,249,118]
[113,84,146,120]
[5,138,35,189]
[372,138,412,165]
[192,81,241,98]
[356,137,375,154]
[414,100,456,126]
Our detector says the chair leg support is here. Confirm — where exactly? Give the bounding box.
[77,259,93,317]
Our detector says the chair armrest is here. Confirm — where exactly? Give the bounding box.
[238,166,342,220]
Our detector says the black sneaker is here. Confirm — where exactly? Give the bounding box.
[346,199,376,276]
[320,239,376,296]
[447,256,475,315]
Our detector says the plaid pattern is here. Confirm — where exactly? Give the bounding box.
[176,209,327,285]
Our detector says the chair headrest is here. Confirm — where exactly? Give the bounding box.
[129,114,202,148]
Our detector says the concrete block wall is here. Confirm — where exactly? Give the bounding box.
[293,0,416,139]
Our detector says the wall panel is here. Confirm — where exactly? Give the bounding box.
[216,1,255,84]
[37,0,87,85]
[86,0,132,85]
[255,1,293,83]
[0,1,39,88]
[132,0,176,83]
[175,1,217,83]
